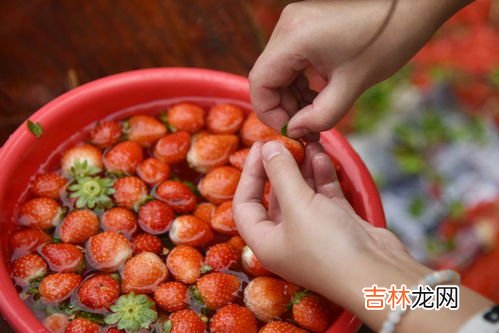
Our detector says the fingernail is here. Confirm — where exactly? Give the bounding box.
[288,127,307,138]
[262,141,284,161]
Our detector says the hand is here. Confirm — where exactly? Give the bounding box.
[249,0,472,138]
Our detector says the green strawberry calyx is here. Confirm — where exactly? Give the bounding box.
[290,289,310,308]
[68,174,115,209]
[104,292,158,333]
[70,160,101,179]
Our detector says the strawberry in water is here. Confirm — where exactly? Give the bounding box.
[65,317,100,333]
[86,231,132,272]
[240,113,277,146]
[19,197,62,230]
[11,253,48,286]
[229,148,250,170]
[61,144,103,177]
[101,207,138,238]
[42,313,69,333]
[166,245,203,284]
[77,274,120,311]
[259,321,307,333]
[121,252,168,294]
[105,293,158,332]
[132,233,163,255]
[198,166,241,205]
[153,131,191,164]
[195,272,241,310]
[59,210,99,244]
[273,136,305,165]
[211,201,238,235]
[166,103,205,133]
[162,309,206,333]
[186,133,239,173]
[291,291,332,333]
[154,281,188,312]
[206,104,245,134]
[90,121,122,149]
[10,228,52,257]
[227,236,246,254]
[127,115,167,147]
[137,158,170,185]
[193,202,216,223]
[30,172,67,199]
[39,272,82,303]
[209,304,258,333]
[104,141,144,175]
[205,243,239,272]
[169,215,214,247]
[39,243,84,273]
[241,246,272,277]
[138,200,174,234]
[113,176,148,210]
[155,180,197,214]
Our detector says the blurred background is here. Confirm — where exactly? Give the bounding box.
[1,0,498,331]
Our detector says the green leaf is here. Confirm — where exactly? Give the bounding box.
[408,196,425,218]
[200,264,212,274]
[105,292,158,332]
[163,320,173,333]
[449,200,465,219]
[27,120,44,138]
[394,152,426,174]
[280,123,288,137]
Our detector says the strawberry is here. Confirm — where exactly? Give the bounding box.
[127,114,167,147]
[240,113,277,146]
[229,148,250,170]
[262,181,271,209]
[138,199,175,234]
[193,202,216,223]
[65,317,100,333]
[59,210,99,244]
[259,321,307,333]
[166,245,203,284]
[31,172,67,199]
[10,228,52,256]
[90,121,122,148]
[167,103,205,133]
[11,253,48,286]
[61,144,103,177]
[241,246,272,277]
[132,233,164,255]
[205,243,239,271]
[206,104,245,134]
[211,201,238,235]
[272,136,305,165]
[195,272,241,310]
[227,236,246,254]
[137,158,170,185]
[154,281,188,312]
[86,231,132,272]
[77,274,120,311]
[163,309,206,333]
[155,180,197,214]
[209,304,257,333]
[101,207,138,238]
[153,131,191,164]
[291,292,331,333]
[105,293,158,331]
[42,313,69,333]
[106,329,124,333]
[39,272,82,303]
[186,134,239,173]
[19,197,62,230]
[39,243,84,273]
[104,141,144,175]
[113,176,148,210]
[121,252,168,294]
[243,277,300,322]
[169,215,214,247]
[198,166,241,205]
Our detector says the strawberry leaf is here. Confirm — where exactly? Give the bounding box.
[105,292,158,332]
[27,120,44,138]
[281,123,288,137]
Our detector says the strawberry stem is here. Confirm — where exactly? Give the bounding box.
[68,175,114,209]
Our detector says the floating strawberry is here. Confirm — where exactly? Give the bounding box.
[198,166,241,205]
[90,121,122,149]
[153,131,191,164]
[137,158,170,185]
[205,243,239,272]
[104,141,144,175]
[194,272,241,310]
[241,246,272,277]
[42,313,69,333]
[132,233,163,255]
[39,272,82,303]
[10,228,52,257]
[77,274,120,311]
[240,113,276,146]
[59,210,99,244]
[11,253,48,286]
[113,176,148,210]
[31,172,67,199]
[138,200,174,234]
[206,104,245,134]
[101,207,138,238]
[259,321,307,333]
[166,245,203,284]
[121,252,168,294]
[105,292,158,332]
[154,281,188,312]
[39,243,84,273]
[291,291,332,333]
[65,317,100,333]
[169,215,214,247]
[19,197,62,230]
[187,134,239,173]
[209,304,257,333]
[227,236,246,254]
[229,148,250,170]
[86,231,132,272]
[162,309,206,333]
[193,202,216,223]
[61,144,103,177]
[127,115,167,147]
[273,136,305,165]
[155,180,197,214]
[166,103,205,133]
[68,174,115,209]
[211,201,238,235]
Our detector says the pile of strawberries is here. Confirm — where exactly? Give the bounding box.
[10,102,337,333]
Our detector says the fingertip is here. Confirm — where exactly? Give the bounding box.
[261,140,286,162]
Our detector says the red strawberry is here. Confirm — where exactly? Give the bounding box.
[259,322,307,333]
[86,231,132,271]
[211,201,238,235]
[77,274,120,311]
[19,197,62,229]
[167,103,205,133]
[209,304,257,333]
[240,113,276,146]
[229,148,250,170]
[59,210,99,244]
[244,277,300,322]
[31,172,67,199]
[64,317,100,333]
[169,215,214,247]
[137,158,170,185]
[227,236,246,254]
[113,176,148,210]
[153,131,191,164]
[272,136,305,165]
[292,292,332,333]
[262,181,271,209]
[198,166,241,205]
[138,200,174,234]
[241,246,272,277]
[193,202,216,223]
[11,253,48,286]
[163,309,206,333]
[42,313,69,333]
[154,281,188,312]
[121,252,168,294]
[155,180,197,213]
[101,207,138,238]
[132,233,163,255]
[39,272,82,303]
[104,141,144,175]
[127,114,167,147]
[205,243,239,271]
[61,144,103,177]
[186,134,239,173]
[106,329,124,333]
[195,272,241,310]
[206,104,245,134]
[10,228,52,256]
[39,243,84,273]
[90,121,122,148]
[166,245,203,284]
